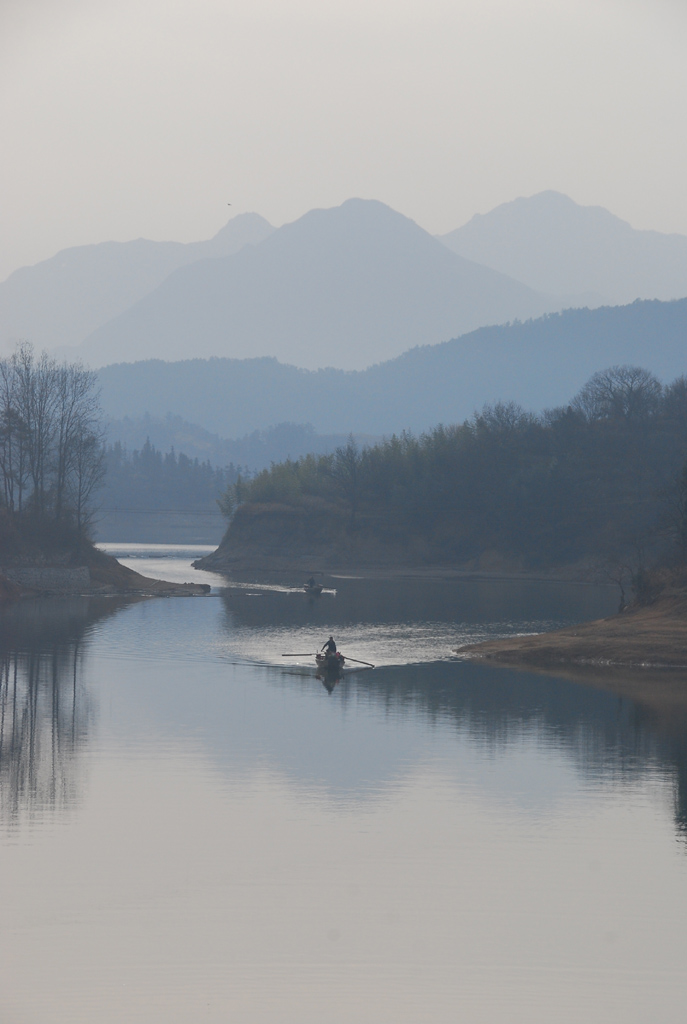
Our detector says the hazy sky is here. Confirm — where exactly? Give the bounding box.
[2,0,687,281]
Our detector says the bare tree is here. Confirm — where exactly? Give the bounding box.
[0,344,105,532]
[601,559,634,612]
[572,365,663,423]
[67,428,106,534]
[0,357,27,511]
[12,344,61,515]
[54,363,101,521]
[476,401,537,434]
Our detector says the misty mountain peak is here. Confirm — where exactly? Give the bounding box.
[268,197,430,255]
[202,212,274,258]
[439,192,687,302]
[73,197,557,370]
[0,212,274,355]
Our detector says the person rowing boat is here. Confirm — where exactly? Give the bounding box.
[280,647,374,686]
[317,637,343,670]
[316,639,345,693]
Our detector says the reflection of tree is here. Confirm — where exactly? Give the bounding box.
[219,576,616,631]
[0,644,91,824]
[0,596,134,826]
[344,662,687,844]
[673,761,687,838]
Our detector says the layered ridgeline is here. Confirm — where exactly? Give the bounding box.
[5,192,687,369]
[197,366,687,573]
[0,214,274,358]
[98,298,687,440]
[104,417,378,473]
[2,199,556,368]
[73,200,563,370]
[439,191,687,305]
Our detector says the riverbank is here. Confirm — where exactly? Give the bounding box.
[1,548,210,600]
[193,512,602,585]
[87,548,211,597]
[0,512,211,600]
[456,592,687,670]
[195,563,608,589]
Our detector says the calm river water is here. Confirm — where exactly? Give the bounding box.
[1,545,687,1023]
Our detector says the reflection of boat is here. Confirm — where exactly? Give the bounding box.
[281,651,372,695]
[315,651,346,693]
[304,583,324,596]
[316,651,345,673]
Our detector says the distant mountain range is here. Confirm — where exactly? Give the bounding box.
[98,298,687,439]
[3,192,687,372]
[0,213,274,355]
[105,415,378,471]
[439,191,687,305]
[72,199,563,370]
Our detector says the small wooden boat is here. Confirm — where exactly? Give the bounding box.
[315,651,345,674]
[280,653,373,688]
[315,651,346,693]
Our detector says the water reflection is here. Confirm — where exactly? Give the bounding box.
[346,662,687,837]
[102,591,687,841]
[4,568,687,1023]
[0,597,133,826]
[316,663,346,694]
[217,574,619,669]
[220,574,618,628]
[215,575,685,833]
[2,577,686,841]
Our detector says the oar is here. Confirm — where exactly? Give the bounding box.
[282,652,375,668]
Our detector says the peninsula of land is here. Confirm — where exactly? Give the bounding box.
[0,537,209,601]
[456,591,687,670]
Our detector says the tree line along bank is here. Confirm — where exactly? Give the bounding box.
[214,365,687,579]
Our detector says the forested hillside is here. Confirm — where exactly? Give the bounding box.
[203,366,687,572]
[105,416,377,472]
[97,298,687,439]
[96,440,236,543]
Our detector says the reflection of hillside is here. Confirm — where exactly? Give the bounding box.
[0,597,135,825]
[0,596,137,652]
[344,661,687,838]
[349,661,652,763]
[220,576,616,629]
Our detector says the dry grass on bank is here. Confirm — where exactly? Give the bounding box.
[457,594,687,671]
